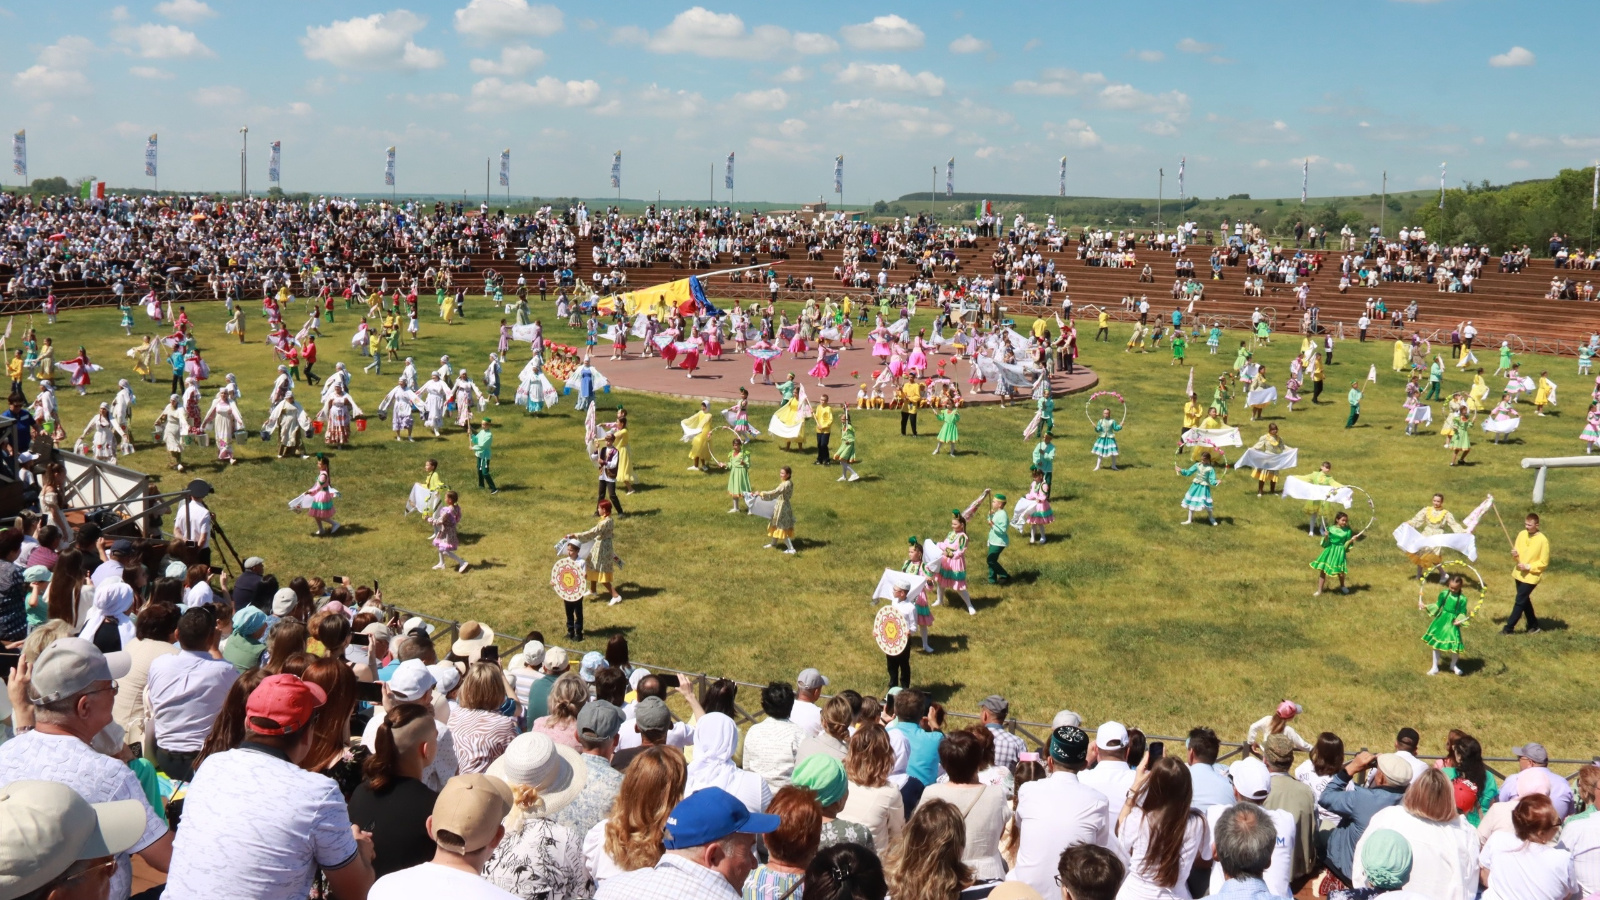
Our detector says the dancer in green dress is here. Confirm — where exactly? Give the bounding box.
[1212,374,1232,423]
[1420,573,1469,676]
[833,410,860,481]
[1310,511,1354,596]
[726,437,752,512]
[1091,409,1121,471]
[1175,451,1219,525]
[931,398,961,456]
[1444,402,1473,466]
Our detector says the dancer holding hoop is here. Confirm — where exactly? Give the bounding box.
[726,436,752,513]
[1091,409,1122,471]
[1420,570,1476,676]
[1176,451,1220,526]
[1311,511,1354,596]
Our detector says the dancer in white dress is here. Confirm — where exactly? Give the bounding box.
[378,377,425,442]
[202,385,246,464]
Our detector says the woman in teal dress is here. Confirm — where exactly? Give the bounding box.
[931,399,960,456]
[1091,409,1121,471]
[118,302,134,334]
[833,410,860,482]
[1212,374,1232,423]
[1311,511,1354,596]
[1175,451,1218,525]
[1420,573,1469,676]
[726,438,752,512]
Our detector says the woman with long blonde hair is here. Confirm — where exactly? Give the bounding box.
[885,798,973,900]
[587,745,687,885]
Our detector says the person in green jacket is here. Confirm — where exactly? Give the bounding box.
[1346,381,1364,429]
[471,419,498,493]
[985,493,1011,584]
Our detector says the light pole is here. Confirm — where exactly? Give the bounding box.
[239,126,249,198]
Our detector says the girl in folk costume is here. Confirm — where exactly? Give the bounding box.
[62,347,94,396]
[1181,392,1205,443]
[1467,368,1491,413]
[908,332,930,379]
[110,379,136,439]
[1486,393,1519,444]
[1249,423,1284,496]
[748,338,775,385]
[497,319,511,357]
[936,491,986,614]
[202,386,245,464]
[77,403,128,463]
[1442,400,1472,466]
[305,454,341,537]
[565,499,622,604]
[152,394,187,470]
[1285,357,1304,411]
[931,396,961,457]
[704,316,723,359]
[317,382,364,447]
[753,465,798,555]
[604,407,636,493]
[730,309,748,355]
[1404,494,1466,576]
[451,373,485,429]
[1311,510,1356,596]
[483,354,502,405]
[264,390,309,458]
[417,373,450,436]
[902,538,937,653]
[726,387,757,442]
[683,400,716,472]
[34,338,55,385]
[833,408,861,482]
[119,301,135,335]
[181,377,206,443]
[1175,451,1220,526]
[678,336,702,379]
[1533,370,1556,416]
[726,436,752,513]
[1091,408,1122,471]
[229,306,246,343]
[1420,572,1470,676]
[808,346,838,386]
[431,490,469,573]
[1302,460,1342,535]
[128,335,156,382]
[1211,373,1232,424]
[1024,468,1053,545]
[608,317,627,360]
[1581,401,1600,452]
[378,377,423,441]
[1246,365,1271,421]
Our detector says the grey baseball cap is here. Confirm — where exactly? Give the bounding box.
[634,696,672,732]
[578,700,626,742]
[30,639,131,705]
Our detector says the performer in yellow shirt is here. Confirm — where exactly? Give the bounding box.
[1505,512,1549,634]
[1096,310,1110,342]
[900,380,923,436]
[812,396,835,465]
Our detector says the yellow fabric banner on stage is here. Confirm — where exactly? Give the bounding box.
[602,278,692,317]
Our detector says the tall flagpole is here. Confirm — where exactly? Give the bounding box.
[1379,170,1387,240]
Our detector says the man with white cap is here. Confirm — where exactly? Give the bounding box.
[0,781,147,900]
[361,660,459,792]
[1200,758,1295,897]
[1078,721,1135,809]
[370,774,520,900]
[0,638,172,900]
[164,674,375,900]
[791,667,828,738]
[270,587,302,622]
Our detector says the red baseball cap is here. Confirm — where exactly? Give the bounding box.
[245,674,327,735]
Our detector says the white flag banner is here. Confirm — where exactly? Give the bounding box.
[144,134,158,178]
[872,568,928,604]
[1058,156,1067,197]
[1439,162,1446,209]
[1283,476,1352,507]
[1178,155,1186,202]
[725,151,734,191]
[1461,494,1495,533]
[1393,522,1478,562]
[1181,426,1243,447]
[1301,158,1309,203]
[268,141,281,183]
[610,150,621,189]
[1367,364,1378,384]
[833,155,843,194]
[1593,161,1598,212]
[1407,405,1433,426]
[1234,446,1298,471]
[945,157,954,197]
[1246,386,1278,406]
[10,130,23,179]
[499,148,510,187]
[384,146,396,187]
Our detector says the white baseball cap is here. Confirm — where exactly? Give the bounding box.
[1095,721,1129,751]
[0,781,146,898]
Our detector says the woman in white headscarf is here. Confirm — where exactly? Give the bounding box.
[81,580,137,654]
[685,712,771,814]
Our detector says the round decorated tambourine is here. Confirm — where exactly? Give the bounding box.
[551,557,586,602]
[1084,390,1128,426]
[1416,560,1487,623]
[873,604,910,655]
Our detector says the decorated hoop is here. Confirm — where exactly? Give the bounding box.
[1417,560,1487,622]
[1259,306,1277,325]
[1336,484,1378,541]
[551,558,586,602]
[1084,390,1129,426]
[873,604,910,656]
[1175,436,1231,482]
[707,425,740,469]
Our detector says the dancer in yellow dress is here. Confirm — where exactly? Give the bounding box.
[1392,338,1410,373]
[1302,460,1343,535]
[682,400,715,472]
[1467,367,1490,413]
[1405,493,1465,576]
[1533,370,1555,416]
[754,466,796,554]
[1248,422,1283,496]
[607,407,635,493]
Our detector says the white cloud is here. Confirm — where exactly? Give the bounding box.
[1507,159,1530,169]
[453,0,562,40]
[777,118,807,137]
[1012,68,1107,97]
[154,0,216,24]
[12,35,94,96]
[129,66,173,79]
[637,83,704,117]
[302,11,445,71]
[1045,118,1102,149]
[1506,131,1551,149]
[1559,135,1600,150]
[949,34,989,54]
[113,23,215,59]
[1489,46,1534,67]
[954,99,1015,127]
[774,66,807,83]
[619,8,836,59]
[732,88,788,111]
[1142,120,1178,137]
[974,146,1006,159]
[840,14,924,50]
[192,85,245,106]
[111,121,145,138]
[1176,37,1218,53]
[467,75,600,111]
[1133,49,1164,62]
[835,62,944,97]
[830,98,951,138]
[469,44,545,75]
[398,91,462,107]
[1334,162,1357,174]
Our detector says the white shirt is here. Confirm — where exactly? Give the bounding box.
[1116,807,1208,900]
[615,718,693,752]
[1005,770,1119,900]
[1080,759,1136,810]
[1393,749,1428,783]
[164,744,361,900]
[789,699,822,737]
[1559,810,1600,895]
[146,649,239,753]
[741,717,803,794]
[182,581,215,609]
[1353,806,1478,900]
[1480,834,1577,900]
[173,499,212,547]
[1207,804,1294,897]
[0,730,168,900]
[370,862,519,900]
[582,819,624,886]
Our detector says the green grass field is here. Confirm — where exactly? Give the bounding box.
[37,299,1600,761]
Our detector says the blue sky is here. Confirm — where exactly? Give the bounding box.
[1,0,1592,202]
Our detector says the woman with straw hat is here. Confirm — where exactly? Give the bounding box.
[483,732,592,900]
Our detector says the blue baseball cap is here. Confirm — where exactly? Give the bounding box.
[662,788,780,849]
